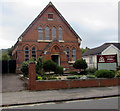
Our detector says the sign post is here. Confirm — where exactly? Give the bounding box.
[97,54,117,70]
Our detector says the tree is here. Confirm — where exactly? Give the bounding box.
[1,53,11,60]
[43,60,57,74]
[73,58,88,72]
[81,47,89,54]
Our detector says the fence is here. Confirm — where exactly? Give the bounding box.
[1,60,16,73]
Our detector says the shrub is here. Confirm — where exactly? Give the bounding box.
[73,59,88,72]
[115,70,120,77]
[20,61,29,77]
[43,60,57,73]
[67,76,79,79]
[42,75,57,80]
[117,66,120,71]
[86,68,97,75]
[95,70,115,78]
[36,74,43,80]
[48,77,57,80]
[80,71,87,75]
[55,66,64,75]
[69,71,78,75]
[20,59,35,77]
[86,75,96,79]
[36,57,43,74]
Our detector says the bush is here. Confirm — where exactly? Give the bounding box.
[43,60,57,73]
[86,68,97,75]
[95,70,115,78]
[80,71,87,75]
[20,58,35,77]
[36,74,43,80]
[42,75,57,80]
[86,75,96,79]
[117,66,120,71]
[55,66,64,75]
[67,76,79,79]
[20,61,29,77]
[36,57,43,74]
[73,59,88,71]
[115,70,120,77]
[69,71,78,75]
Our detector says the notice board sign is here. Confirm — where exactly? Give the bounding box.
[97,55,117,70]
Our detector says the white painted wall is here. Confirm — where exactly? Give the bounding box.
[82,55,97,69]
[102,44,120,66]
[82,44,120,69]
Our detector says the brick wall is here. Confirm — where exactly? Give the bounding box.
[28,63,120,91]
[12,4,82,73]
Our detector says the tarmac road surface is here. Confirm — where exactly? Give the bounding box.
[3,97,119,110]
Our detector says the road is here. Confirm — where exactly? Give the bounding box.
[3,97,119,110]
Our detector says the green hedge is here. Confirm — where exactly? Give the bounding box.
[95,70,115,78]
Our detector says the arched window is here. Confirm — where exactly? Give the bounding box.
[25,47,29,61]
[72,48,76,61]
[52,27,56,40]
[45,26,50,40]
[38,27,43,40]
[32,47,36,60]
[66,47,70,61]
[58,27,62,40]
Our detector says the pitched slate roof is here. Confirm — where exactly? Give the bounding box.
[82,43,120,56]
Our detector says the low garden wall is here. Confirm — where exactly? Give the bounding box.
[28,63,120,91]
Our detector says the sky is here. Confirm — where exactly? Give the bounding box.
[0,0,119,49]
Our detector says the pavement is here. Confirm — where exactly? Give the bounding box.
[1,86,120,107]
[1,73,120,107]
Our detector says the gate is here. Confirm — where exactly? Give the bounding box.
[2,60,16,73]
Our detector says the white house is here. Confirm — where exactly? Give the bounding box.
[82,43,120,70]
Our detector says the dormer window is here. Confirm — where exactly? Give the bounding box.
[48,13,53,20]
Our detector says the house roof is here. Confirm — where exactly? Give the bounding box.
[82,43,120,56]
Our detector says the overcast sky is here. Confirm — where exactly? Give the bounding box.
[0,0,119,49]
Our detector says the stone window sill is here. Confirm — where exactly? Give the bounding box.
[68,61,75,64]
[37,40,64,43]
[37,40,52,42]
[59,40,64,43]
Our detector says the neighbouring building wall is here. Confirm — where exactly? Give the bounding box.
[82,55,97,69]
[102,45,120,67]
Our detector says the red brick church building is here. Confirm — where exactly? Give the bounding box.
[12,2,82,73]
